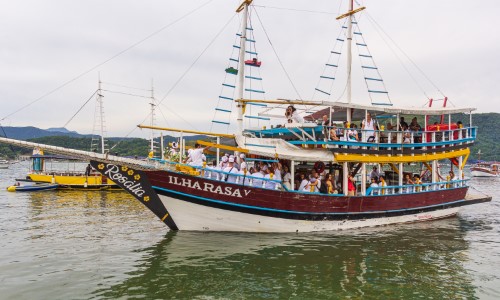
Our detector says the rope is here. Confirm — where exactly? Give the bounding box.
[101,89,150,99]
[153,13,238,132]
[253,7,303,100]
[252,5,335,15]
[0,0,215,122]
[363,12,446,98]
[101,81,152,92]
[61,90,98,128]
[111,13,238,151]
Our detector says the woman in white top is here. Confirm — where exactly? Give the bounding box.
[285,105,304,123]
[282,165,292,190]
[362,112,376,142]
[298,173,308,191]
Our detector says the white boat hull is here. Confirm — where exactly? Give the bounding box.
[471,170,498,177]
[159,194,460,232]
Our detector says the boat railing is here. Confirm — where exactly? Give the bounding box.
[365,179,469,196]
[148,158,468,196]
[270,125,477,150]
[148,158,284,190]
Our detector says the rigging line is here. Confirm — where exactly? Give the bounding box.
[253,4,335,15]
[101,81,152,92]
[0,0,215,123]
[154,13,238,131]
[364,13,446,98]
[101,89,150,99]
[253,7,303,100]
[62,90,98,129]
[362,15,429,100]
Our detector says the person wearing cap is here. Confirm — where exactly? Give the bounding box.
[223,157,239,183]
[219,155,229,170]
[369,177,379,195]
[239,161,251,186]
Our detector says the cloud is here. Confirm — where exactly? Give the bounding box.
[0,0,498,138]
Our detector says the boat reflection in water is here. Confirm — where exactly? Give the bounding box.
[94,220,476,299]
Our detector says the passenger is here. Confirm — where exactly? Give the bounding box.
[347,173,356,196]
[414,174,422,192]
[410,117,422,143]
[239,162,251,186]
[298,173,308,191]
[399,117,408,131]
[264,167,277,190]
[322,115,331,139]
[310,170,322,190]
[285,105,304,123]
[219,155,229,170]
[379,175,387,195]
[369,177,379,195]
[223,157,239,183]
[185,143,210,167]
[402,124,411,144]
[303,177,319,193]
[385,122,397,143]
[347,124,359,142]
[273,163,282,189]
[361,112,376,142]
[404,174,414,193]
[329,124,340,141]
[205,160,216,179]
[239,153,246,169]
[325,173,336,194]
[229,155,239,170]
[409,117,422,131]
[282,165,292,190]
[449,171,458,188]
[339,121,348,140]
[251,166,265,188]
[370,166,380,180]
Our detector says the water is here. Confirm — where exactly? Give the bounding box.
[0,161,499,299]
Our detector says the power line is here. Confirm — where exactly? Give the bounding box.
[0,0,215,122]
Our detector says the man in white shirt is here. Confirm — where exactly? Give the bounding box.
[223,157,239,183]
[186,143,210,167]
[251,167,265,188]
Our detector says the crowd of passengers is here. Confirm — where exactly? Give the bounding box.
[320,113,462,144]
[184,145,461,194]
[279,104,465,144]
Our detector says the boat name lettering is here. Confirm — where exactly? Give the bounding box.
[168,175,250,198]
[103,164,146,197]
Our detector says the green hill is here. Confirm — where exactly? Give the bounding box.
[1,113,498,160]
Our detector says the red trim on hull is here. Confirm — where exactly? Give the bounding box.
[145,170,468,214]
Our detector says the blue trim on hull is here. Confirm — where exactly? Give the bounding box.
[153,185,472,217]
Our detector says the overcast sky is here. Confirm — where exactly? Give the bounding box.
[1,0,498,138]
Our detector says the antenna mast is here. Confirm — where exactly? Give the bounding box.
[235,0,253,133]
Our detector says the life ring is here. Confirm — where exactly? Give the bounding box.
[314,161,325,174]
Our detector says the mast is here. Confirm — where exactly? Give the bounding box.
[97,76,106,154]
[150,80,156,156]
[346,0,353,123]
[236,0,252,133]
[336,1,365,123]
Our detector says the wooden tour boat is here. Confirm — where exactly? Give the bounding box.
[0,0,491,232]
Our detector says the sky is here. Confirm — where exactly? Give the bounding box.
[0,0,499,138]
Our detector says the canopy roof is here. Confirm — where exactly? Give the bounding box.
[237,99,476,121]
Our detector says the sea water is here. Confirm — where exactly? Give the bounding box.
[0,161,499,299]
